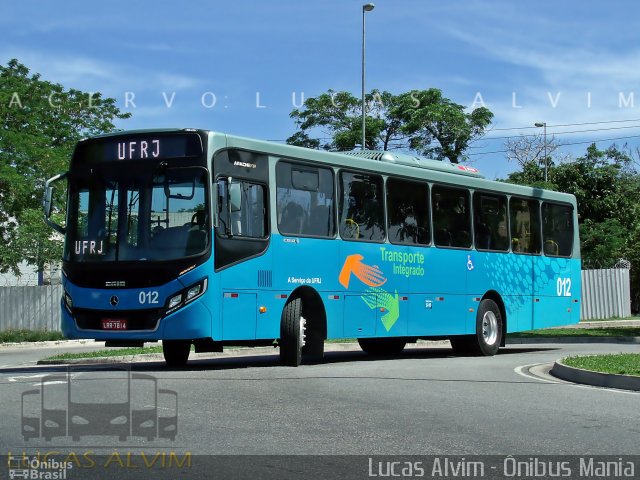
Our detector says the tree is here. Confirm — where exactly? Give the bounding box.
[287,88,493,163]
[504,133,564,186]
[0,59,130,277]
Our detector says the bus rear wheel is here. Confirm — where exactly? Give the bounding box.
[357,338,406,356]
[163,340,191,367]
[450,299,502,356]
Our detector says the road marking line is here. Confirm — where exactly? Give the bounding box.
[514,363,640,396]
[514,363,559,384]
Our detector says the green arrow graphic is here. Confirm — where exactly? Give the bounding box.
[361,287,400,332]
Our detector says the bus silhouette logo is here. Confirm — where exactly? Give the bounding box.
[21,366,178,442]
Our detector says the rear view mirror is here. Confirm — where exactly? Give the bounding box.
[43,172,67,234]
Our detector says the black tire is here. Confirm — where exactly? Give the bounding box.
[357,338,406,356]
[280,298,303,367]
[450,299,502,356]
[163,340,191,367]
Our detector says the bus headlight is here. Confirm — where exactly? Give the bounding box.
[186,284,202,301]
[164,278,207,316]
[168,294,182,310]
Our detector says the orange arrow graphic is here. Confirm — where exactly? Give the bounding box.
[339,254,387,289]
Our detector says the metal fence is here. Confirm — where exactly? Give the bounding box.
[0,285,63,332]
[580,268,632,321]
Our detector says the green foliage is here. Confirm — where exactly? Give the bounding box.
[287,88,493,163]
[0,329,65,343]
[0,59,130,274]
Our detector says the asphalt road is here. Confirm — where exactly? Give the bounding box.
[2,342,639,452]
[1,342,639,479]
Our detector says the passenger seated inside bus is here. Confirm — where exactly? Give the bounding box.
[279,202,305,235]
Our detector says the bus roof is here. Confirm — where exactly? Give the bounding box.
[76,128,576,206]
[217,131,577,206]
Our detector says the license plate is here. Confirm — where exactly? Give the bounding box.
[101,319,127,330]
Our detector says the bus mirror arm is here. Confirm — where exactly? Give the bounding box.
[226,177,243,236]
[212,182,220,228]
[43,172,68,235]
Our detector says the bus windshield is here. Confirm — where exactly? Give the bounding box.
[65,167,209,263]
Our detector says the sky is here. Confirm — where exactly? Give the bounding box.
[2,0,640,179]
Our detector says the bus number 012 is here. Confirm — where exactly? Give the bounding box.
[556,278,572,297]
[139,291,159,304]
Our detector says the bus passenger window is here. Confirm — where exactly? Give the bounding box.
[509,197,541,254]
[216,180,267,239]
[338,171,385,242]
[473,193,508,251]
[386,178,430,246]
[432,185,471,248]
[542,203,573,257]
[276,161,335,237]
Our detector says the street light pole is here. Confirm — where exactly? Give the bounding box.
[534,122,547,182]
[362,3,375,151]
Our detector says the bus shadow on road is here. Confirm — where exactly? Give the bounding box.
[1,346,560,376]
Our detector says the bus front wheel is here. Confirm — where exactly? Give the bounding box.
[280,298,304,367]
[163,340,191,367]
[450,299,502,356]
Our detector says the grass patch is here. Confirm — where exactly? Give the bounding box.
[45,346,165,360]
[0,330,65,343]
[563,354,640,376]
[510,327,640,338]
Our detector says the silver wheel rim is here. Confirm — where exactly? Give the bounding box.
[299,316,307,347]
[482,311,499,346]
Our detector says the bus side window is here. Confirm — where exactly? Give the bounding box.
[432,185,471,248]
[542,202,573,257]
[217,180,267,239]
[386,178,430,246]
[473,193,508,252]
[509,197,541,254]
[338,171,385,242]
[276,161,335,238]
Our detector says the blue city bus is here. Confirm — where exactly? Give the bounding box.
[44,128,581,367]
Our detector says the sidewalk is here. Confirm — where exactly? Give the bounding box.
[556,319,640,329]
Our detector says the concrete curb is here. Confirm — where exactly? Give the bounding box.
[506,336,640,344]
[550,359,640,392]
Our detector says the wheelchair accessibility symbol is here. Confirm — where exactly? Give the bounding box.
[467,255,474,271]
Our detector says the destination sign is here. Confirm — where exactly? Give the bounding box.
[73,132,204,164]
